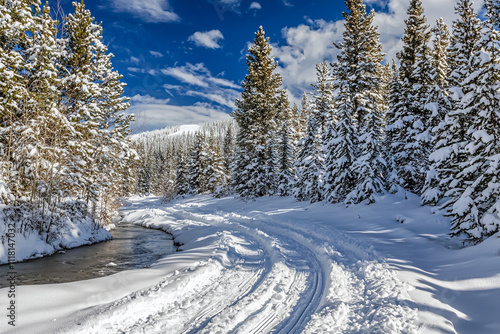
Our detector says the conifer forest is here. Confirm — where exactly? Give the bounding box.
[134,0,500,246]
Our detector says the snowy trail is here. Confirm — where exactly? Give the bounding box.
[56,196,418,334]
[5,194,500,333]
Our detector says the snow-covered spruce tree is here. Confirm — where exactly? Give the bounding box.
[293,63,331,203]
[231,26,285,198]
[449,2,500,244]
[426,0,482,209]
[0,0,41,203]
[421,18,452,205]
[201,130,226,194]
[275,92,296,196]
[187,132,204,194]
[61,1,134,225]
[388,0,432,195]
[174,153,189,197]
[386,61,404,192]
[324,0,387,204]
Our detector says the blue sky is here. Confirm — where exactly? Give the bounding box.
[48,0,484,133]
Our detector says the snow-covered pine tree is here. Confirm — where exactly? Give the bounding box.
[60,1,133,224]
[449,1,500,244]
[297,93,310,140]
[187,132,204,194]
[386,61,404,193]
[202,130,226,194]
[231,26,285,198]
[275,91,296,196]
[427,0,482,209]
[388,0,432,195]
[421,18,452,205]
[294,63,331,203]
[324,0,386,204]
[175,153,189,197]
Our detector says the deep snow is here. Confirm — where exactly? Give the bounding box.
[1,193,500,333]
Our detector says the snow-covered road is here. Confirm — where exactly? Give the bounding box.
[3,194,500,333]
[62,196,417,334]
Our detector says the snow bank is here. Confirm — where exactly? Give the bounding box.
[0,203,112,264]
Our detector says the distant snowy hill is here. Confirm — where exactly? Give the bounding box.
[130,124,201,142]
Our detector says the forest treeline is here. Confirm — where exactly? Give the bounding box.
[0,1,135,240]
[134,0,500,245]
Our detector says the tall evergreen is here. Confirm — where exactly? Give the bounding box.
[324,0,386,204]
[275,92,296,197]
[426,0,482,209]
[293,63,330,203]
[388,0,432,194]
[231,26,285,198]
[449,1,500,243]
[386,61,403,192]
[421,18,452,205]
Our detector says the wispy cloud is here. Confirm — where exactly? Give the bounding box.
[130,94,170,105]
[161,65,209,87]
[188,30,224,49]
[249,2,261,10]
[161,63,239,90]
[160,63,241,109]
[127,102,231,133]
[149,50,164,58]
[109,0,180,23]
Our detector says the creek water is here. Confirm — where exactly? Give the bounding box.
[0,223,176,288]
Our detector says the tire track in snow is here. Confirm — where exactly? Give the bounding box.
[166,209,330,334]
[67,199,418,334]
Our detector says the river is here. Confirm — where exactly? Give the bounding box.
[0,223,176,288]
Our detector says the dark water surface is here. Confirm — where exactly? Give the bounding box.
[0,223,175,288]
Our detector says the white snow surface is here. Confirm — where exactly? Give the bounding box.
[168,124,201,137]
[2,193,500,333]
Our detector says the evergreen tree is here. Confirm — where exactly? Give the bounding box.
[293,107,324,202]
[421,18,452,205]
[426,0,482,209]
[449,2,500,243]
[276,92,296,196]
[388,0,432,194]
[386,61,404,192]
[187,132,204,194]
[231,26,285,198]
[175,153,189,197]
[294,63,331,203]
[324,0,386,204]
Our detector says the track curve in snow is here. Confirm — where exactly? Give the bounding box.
[62,196,419,334]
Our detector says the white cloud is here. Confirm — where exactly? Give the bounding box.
[161,64,208,87]
[188,30,224,49]
[249,2,261,10]
[130,56,140,64]
[127,102,231,133]
[149,50,164,58]
[372,0,484,62]
[159,62,241,110]
[161,63,239,90]
[109,0,180,23]
[269,0,485,102]
[130,94,170,105]
[186,90,238,109]
[272,19,344,100]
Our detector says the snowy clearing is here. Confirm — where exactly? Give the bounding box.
[2,193,500,333]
